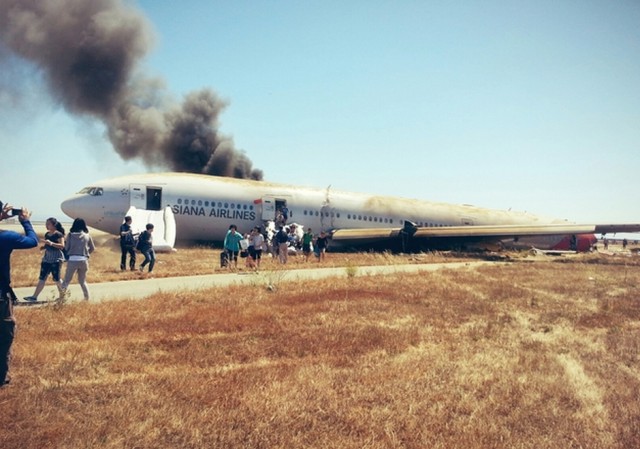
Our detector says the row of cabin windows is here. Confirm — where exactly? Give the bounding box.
[347,214,393,224]
[298,209,451,227]
[417,222,450,227]
[177,198,254,210]
[302,210,341,218]
[302,209,394,224]
[302,210,452,228]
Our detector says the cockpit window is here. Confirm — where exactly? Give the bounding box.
[78,187,104,196]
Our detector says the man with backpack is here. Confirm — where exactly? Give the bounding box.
[119,215,137,271]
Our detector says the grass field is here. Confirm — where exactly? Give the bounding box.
[2,235,640,448]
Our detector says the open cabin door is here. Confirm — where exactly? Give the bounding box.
[130,184,163,211]
[261,197,275,221]
[260,197,288,222]
[127,185,174,251]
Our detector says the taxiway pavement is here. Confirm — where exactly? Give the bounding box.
[12,261,494,304]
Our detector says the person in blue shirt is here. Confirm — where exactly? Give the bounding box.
[223,224,244,270]
[0,204,38,387]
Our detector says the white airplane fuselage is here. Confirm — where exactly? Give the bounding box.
[60,172,585,250]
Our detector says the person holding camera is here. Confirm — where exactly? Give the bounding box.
[0,203,38,387]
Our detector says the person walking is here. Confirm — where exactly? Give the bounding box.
[315,231,329,263]
[61,218,95,301]
[249,227,265,269]
[302,227,313,262]
[137,223,155,274]
[223,224,243,270]
[24,217,66,302]
[275,226,289,264]
[119,215,137,271]
[1,204,38,387]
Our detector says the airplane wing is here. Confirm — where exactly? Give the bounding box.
[331,222,640,247]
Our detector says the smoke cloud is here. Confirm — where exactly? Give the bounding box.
[0,0,263,180]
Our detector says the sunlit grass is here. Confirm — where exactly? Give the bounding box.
[2,257,640,448]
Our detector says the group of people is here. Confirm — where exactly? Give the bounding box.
[223,224,264,270]
[0,206,334,387]
[118,216,155,274]
[0,208,161,388]
[222,222,329,270]
[1,205,98,388]
[20,216,96,303]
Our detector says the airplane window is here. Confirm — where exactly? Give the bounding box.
[336,213,340,218]
[224,203,228,208]
[243,204,247,210]
[315,211,319,216]
[231,204,235,209]
[358,215,362,220]
[177,199,183,205]
[198,200,203,206]
[79,187,104,196]
[218,202,222,208]
[205,201,209,207]
[191,200,196,205]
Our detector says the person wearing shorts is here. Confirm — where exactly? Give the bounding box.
[223,224,243,270]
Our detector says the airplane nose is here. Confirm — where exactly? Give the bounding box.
[60,195,84,219]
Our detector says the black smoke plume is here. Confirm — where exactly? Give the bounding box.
[0,0,263,180]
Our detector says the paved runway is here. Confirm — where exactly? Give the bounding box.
[12,261,492,304]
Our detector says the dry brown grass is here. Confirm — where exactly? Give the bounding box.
[2,252,640,448]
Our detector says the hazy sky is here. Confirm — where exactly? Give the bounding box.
[1,0,639,224]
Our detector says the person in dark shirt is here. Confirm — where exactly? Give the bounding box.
[315,231,329,263]
[23,217,66,302]
[119,215,137,271]
[137,223,155,274]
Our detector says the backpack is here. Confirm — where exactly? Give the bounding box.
[123,232,137,249]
